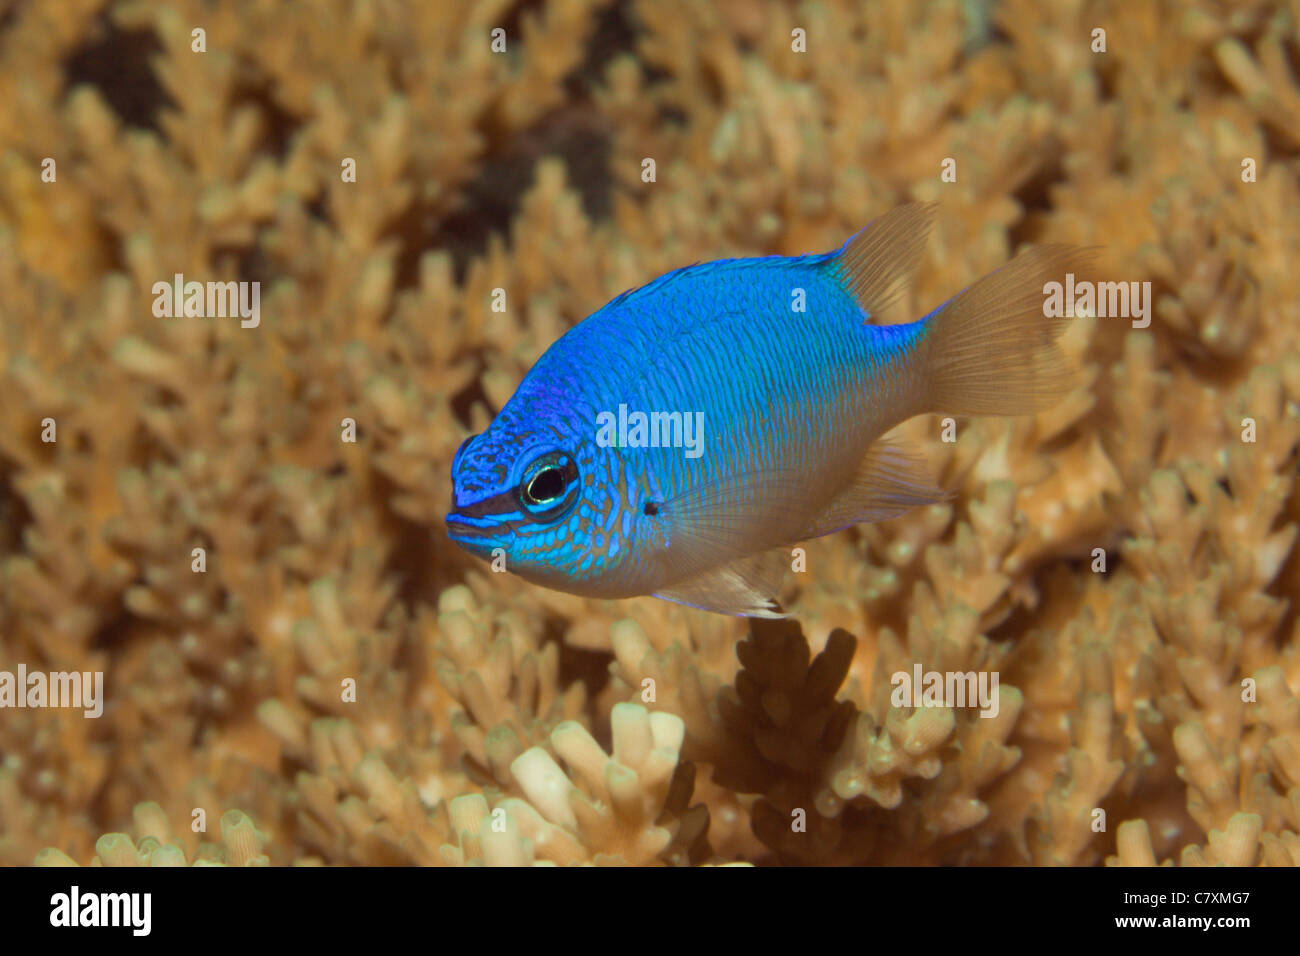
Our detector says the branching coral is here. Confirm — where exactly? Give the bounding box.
[441,703,708,865]
[2,0,1298,866]
[35,804,271,867]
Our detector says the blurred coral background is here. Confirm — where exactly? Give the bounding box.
[1,0,1298,866]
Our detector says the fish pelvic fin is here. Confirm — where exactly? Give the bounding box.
[654,548,789,618]
[831,202,936,321]
[919,244,1094,416]
[804,432,951,538]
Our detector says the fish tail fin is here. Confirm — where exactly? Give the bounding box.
[919,245,1091,416]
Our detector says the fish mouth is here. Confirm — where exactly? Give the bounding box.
[445,512,514,553]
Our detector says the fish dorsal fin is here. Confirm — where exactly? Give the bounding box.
[831,202,936,321]
[804,433,951,539]
[654,547,789,618]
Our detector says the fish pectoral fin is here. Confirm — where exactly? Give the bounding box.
[653,466,808,567]
[654,548,789,618]
[649,469,802,617]
[804,434,951,538]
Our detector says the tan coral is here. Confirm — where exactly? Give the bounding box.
[36,805,272,866]
[3,0,1300,869]
[441,703,706,865]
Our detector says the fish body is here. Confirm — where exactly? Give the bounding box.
[446,204,1079,616]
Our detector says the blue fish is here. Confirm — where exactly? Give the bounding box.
[446,204,1081,616]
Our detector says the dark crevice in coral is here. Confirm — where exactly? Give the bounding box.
[304,193,328,225]
[229,83,298,163]
[1167,334,1250,381]
[88,601,135,653]
[433,149,531,283]
[566,122,616,221]
[657,103,688,127]
[566,0,639,97]
[64,14,174,133]
[697,59,727,106]
[433,109,614,283]
[460,753,497,788]
[213,240,275,288]
[496,0,549,54]
[1259,119,1300,160]
[1094,54,1120,103]
[426,3,633,283]
[449,360,493,427]
[385,512,442,607]
[384,196,441,295]
[838,801,881,864]
[385,603,417,680]
[89,216,130,280]
[548,617,611,708]
[642,60,673,87]
[559,119,615,221]
[983,19,1014,50]
[1264,440,1300,643]
[431,551,486,599]
[656,761,714,865]
[1273,555,1299,650]
[985,606,1030,643]
[0,461,31,559]
[1280,37,1300,109]
[365,467,442,604]
[1007,147,1066,248]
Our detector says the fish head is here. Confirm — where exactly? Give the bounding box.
[446,419,604,586]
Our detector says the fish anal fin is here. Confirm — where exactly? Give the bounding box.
[830,202,936,321]
[806,435,950,538]
[655,548,789,618]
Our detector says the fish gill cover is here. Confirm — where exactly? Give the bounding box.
[0,0,1297,874]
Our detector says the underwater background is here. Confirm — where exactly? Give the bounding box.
[1,0,1298,865]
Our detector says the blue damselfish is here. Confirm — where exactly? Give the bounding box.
[446,204,1081,616]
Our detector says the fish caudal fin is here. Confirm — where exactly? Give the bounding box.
[920,244,1088,416]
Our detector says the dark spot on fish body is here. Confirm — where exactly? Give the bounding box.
[642,500,659,516]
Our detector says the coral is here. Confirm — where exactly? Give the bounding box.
[34,804,271,867]
[441,702,708,865]
[1,0,1298,866]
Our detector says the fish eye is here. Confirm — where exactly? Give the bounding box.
[518,451,579,519]
[526,468,565,503]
